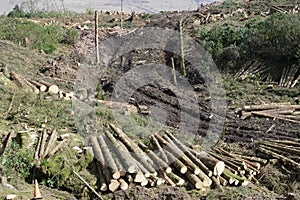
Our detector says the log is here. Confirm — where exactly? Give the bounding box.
[212,176,223,191]
[38,80,59,94]
[165,132,214,176]
[134,171,147,183]
[218,176,228,186]
[167,172,185,186]
[209,151,241,172]
[138,142,172,174]
[108,179,120,192]
[97,135,120,179]
[29,80,47,92]
[47,138,68,158]
[39,129,48,159]
[252,111,300,124]
[42,129,57,158]
[95,161,108,192]
[258,145,300,170]
[119,178,129,190]
[10,72,25,88]
[190,149,224,176]
[109,124,156,173]
[155,134,200,175]
[262,141,300,156]
[34,132,43,160]
[163,173,176,187]
[105,131,138,173]
[135,159,151,178]
[149,135,168,163]
[243,103,293,111]
[108,143,126,176]
[185,171,203,190]
[164,149,188,174]
[109,124,151,162]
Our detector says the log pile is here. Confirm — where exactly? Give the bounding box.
[34,129,69,162]
[236,103,300,124]
[258,139,300,172]
[90,123,263,193]
[7,71,73,100]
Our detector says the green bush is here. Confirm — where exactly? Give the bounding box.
[0,141,34,178]
[196,13,300,71]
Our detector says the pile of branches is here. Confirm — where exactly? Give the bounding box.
[258,139,300,172]
[89,123,264,193]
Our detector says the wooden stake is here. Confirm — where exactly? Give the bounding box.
[95,10,100,64]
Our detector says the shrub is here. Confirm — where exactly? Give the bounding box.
[0,141,34,178]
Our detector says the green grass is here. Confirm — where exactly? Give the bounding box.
[0,16,79,54]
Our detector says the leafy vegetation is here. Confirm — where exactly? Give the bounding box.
[196,13,300,71]
[0,141,34,178]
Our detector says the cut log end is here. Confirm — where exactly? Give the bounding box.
[214,161,225,176]
[109,180,120,192]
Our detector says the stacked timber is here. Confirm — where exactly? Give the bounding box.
[7,71,73,100]
[258,139,300,171]
[90,123,262,193]
[236,103,300,123]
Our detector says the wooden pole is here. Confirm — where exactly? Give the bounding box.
[95,10,100,64]
[120,0,124,29]
[73,171,103,200]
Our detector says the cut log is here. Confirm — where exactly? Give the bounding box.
[135,159,152,178]
[38,80,59,94]
[218,176,228,186]
[167,172,185,186]
[47,138,68,158]
[108,179,120,192]
[119,178,129,190]
[185,171,203,190]
[243,103,292,111]
[262,141,300,156]
[29,80,47,92]
[149,135,168,163]
[39,129,48,159]
[42,129,57,158]
[190,149,224,176]
[163,173,176,187]
[134,171,147,183]
[165,132,214,176]
[95,161,108,192]
[212,176,223,191]
[34,132,42,160]
[164,150,188,174]
[105,131,138,173]
[258,145,300,170]
[109,124,156,173]
[155,134,200,175]
[10,72,25,88]
[97,135,120,179]
[138,142,172,174]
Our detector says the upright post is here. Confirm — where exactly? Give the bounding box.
[95,10,100,64]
